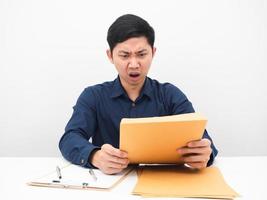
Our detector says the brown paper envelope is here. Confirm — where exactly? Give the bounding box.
[133,165,239,198]
[120,113,207,164]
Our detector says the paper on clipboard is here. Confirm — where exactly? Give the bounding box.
[120,113,207,164]
[28,164,133,190]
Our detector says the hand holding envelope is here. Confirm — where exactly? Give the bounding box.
[91,144,129,175]
[120,113,208,165]
[177,138,212,169]
[92,113,211,175]
[91,137,212,175]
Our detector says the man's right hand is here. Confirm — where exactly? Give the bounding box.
[90,144,129,174]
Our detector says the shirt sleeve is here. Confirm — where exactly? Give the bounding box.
[59,87,99,168]
[164,83,218,166]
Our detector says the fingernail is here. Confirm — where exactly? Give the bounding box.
[187,143,192,147]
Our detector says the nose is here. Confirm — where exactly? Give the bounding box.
[128,57,140,69]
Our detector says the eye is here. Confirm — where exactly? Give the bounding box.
[138,53,147,58]
[119,54,129,59]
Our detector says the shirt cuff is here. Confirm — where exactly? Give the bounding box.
[207,148,218,167]
[79,145,100,168]
[84,146,101,168]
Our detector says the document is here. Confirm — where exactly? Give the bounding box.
[28,164,133,190]
[133,165,239,199]
[120,113,207,164]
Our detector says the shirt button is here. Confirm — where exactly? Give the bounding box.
[81,159,84,164]
[132,103,135,107]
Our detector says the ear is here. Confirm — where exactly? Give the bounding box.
[152,47,156,58]
[106,49,114,64]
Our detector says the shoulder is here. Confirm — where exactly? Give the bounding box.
[84,80,114,96]
[147,77,186,97]
[77,80,114,105]
[148,78,194,114]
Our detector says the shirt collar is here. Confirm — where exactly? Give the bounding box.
[110,76,126,98]
[110,76,153,100]
[139,77,153,100]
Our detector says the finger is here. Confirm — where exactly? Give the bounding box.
[102,144,128,158]
[187,139,211,148]
[186,162,207,169]
[181,154,210,163]
[177,146,212,156]
[107,155,129,165]
[104,167,125,175]
[103,144,128,158]
[107,161,128,169]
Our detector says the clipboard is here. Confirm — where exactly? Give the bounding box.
[120,113,207,164]
[27,164,133,190]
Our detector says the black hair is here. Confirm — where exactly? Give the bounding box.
[107,14,155,53]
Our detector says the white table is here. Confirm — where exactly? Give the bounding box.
[0,157,266,200]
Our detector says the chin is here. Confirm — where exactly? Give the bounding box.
[129,78,144,85]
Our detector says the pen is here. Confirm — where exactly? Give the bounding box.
[56,166,62,179]
[89,168,97,181]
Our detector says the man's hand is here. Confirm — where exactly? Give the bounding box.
[177,138,212,169]
[90,144,129,174]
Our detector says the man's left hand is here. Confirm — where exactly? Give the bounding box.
[177,138,212,169]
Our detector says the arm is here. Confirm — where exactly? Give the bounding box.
[59,88,99,168]
[59,88,129,173]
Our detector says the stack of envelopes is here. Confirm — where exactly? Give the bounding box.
[133,165,239,199]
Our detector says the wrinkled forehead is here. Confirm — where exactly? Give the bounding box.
[113,36,151,53]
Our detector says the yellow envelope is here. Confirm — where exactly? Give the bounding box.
[120,113,207,164]
[133,165,239,199]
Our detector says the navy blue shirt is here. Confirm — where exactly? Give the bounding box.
[59,77,218,168]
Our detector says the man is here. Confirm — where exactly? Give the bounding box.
[59,14,218,175]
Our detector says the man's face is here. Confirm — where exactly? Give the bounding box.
[107,36,156,89]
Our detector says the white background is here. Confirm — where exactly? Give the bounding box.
[0,0,266,157]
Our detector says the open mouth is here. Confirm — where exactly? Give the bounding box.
[129,72,140,78]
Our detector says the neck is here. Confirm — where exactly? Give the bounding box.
[120,78,146,102]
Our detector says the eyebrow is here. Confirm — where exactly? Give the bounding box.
[118,49,148,54]
[135,49,148,54]
[118,50,130,54]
